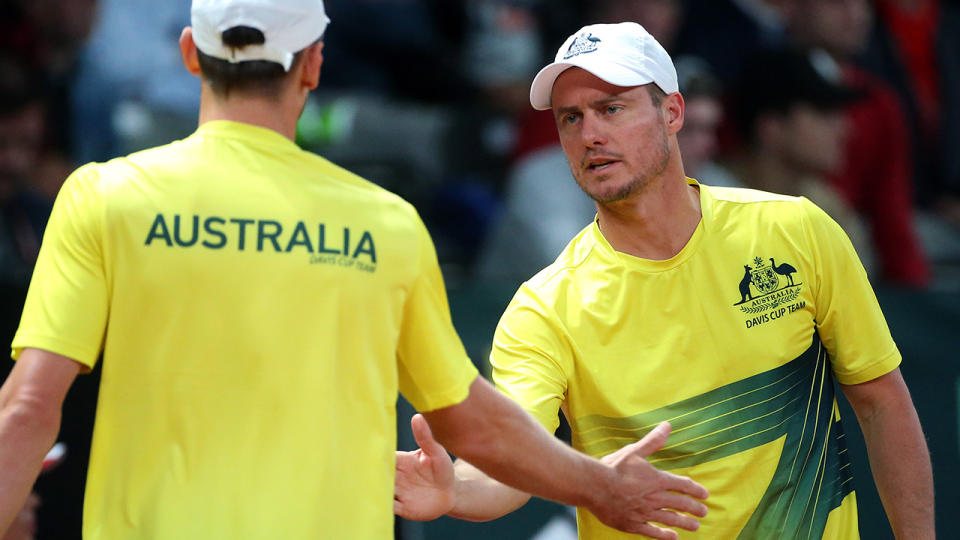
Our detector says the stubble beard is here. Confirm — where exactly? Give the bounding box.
[575,134,671,204]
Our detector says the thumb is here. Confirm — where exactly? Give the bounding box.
[411,414,447,458]
[629,421,672,458]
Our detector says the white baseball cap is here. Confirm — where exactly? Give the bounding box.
[191,0,330,72]
[529,22,678,110]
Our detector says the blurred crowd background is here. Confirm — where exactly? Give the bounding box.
[1,1,959,539]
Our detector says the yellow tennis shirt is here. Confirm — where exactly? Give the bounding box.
[12,120,478,539]
[491,181,900,539]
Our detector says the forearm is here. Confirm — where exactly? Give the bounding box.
[843,370,934,539]
[858,402,934,539]
[0,349,79,534]
[425,378,612,512]
[0,398,61,533]
[447,459,532,521]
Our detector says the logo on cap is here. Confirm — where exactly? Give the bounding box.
[563,32,601,60]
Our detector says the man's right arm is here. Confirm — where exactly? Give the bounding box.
[402,376,708,538]
[0,349,80,534]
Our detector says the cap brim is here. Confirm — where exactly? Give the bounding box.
[529,60,654,110]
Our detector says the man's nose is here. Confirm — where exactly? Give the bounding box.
[580,113,607,147]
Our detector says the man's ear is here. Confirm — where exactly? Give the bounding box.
[663,92,685,136]
[179,27,202,77]
[300,41,324,91]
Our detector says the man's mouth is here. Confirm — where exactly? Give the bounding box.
[586,159,619,171]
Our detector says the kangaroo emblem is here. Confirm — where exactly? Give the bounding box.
[738,265,754,303]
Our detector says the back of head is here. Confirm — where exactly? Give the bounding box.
[191,0,330,98]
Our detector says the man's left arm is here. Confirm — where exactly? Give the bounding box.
[0,348,80,534]
[840,368,934,540]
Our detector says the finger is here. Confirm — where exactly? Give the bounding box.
[649,492,709,517]
[411,414,447,458]
[647,509,701,532]
[395,450,415,472]
[660,471,710,500]
[628,421,672,458]
[629,522,679,540]
[393,497,404,515]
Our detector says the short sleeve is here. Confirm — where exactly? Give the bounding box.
[802,198,901,384]
[396,215,478,412]
[11,164,109,370]
[490,285,573,434]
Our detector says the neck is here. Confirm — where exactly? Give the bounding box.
[595,156,702,261]
[197,85,304,141]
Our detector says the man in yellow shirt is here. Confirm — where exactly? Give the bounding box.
[395,22,934,539]
[0,4,710,539]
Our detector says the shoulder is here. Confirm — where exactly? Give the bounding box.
[308,154,418,215]
[703,184,797,205]
[114,136,421,222]
[521,223,601,303]
[57,162,111,203]
[704,185,824,223]
[703,185,842,250]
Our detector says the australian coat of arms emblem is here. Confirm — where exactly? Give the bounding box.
[735,256,802,313]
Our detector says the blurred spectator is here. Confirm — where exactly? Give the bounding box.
[726,49,877,273]
[0,57,54,292]
[861,0,960,213]
[675,0,793,84]
[474,127,593,281]
[0,0,97,74]
[785,0,930,286]
[0,0,98,154]
[588,0,684,49]
[299,1,540,276]
[320,0,472,104]
[673,56,740,187]
[69,0,197,163]
[462,0,542,114]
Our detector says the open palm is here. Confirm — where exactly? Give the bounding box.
[394,414,456,521]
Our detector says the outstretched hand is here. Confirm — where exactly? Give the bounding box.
[591,422,710,539]
[394,414,456,521]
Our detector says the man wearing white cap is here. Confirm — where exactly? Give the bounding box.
[0,4,710,540]
[396,22,933,539]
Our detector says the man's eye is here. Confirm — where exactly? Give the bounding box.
[606,105,622,114]
[563,114,579,124]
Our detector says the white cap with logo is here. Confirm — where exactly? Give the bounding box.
[191,0,330,72]
[529,22,678,110]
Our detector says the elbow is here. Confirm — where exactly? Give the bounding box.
[437,426,498,463]
[431,417,504,465]
[3,392,63,441]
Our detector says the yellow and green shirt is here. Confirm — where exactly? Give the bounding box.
[12,120,478,539]
[491,180,900,539]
